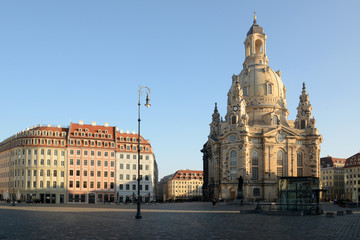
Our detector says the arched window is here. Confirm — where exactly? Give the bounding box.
[297,152,303,166]
[297,152,303,176]
[272,115,278,125]
[301,120,306,129]
[246,43,250,57]
[230,150,237,165]
[243,87,248,96]
[277,151,284,177]
[255,39,263,54]
[268,84,272,94]
[277,151,284,165]
[253,188,260,196]
[230,167,237,180]
[252,151,258,165]
[232,116,237,125]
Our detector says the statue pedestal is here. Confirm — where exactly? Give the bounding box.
[234,190,244,203]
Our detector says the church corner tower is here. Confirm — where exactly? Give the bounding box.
[202,14,322,202]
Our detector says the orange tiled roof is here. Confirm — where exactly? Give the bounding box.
[344,152,360,168]
[171,170,203,180]
[320,156,346,168]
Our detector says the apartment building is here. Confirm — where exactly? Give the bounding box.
[320,156,346,201]
[0,121,158,204]
[0,125,67,203]
[67,121,116,203]
[115,130,158,203]
[344,152,360,202]
[167,170,203,201]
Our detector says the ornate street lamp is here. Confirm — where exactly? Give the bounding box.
[12,188,16,206]
[135,86,151,220]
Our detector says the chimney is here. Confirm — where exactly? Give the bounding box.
[92,121,96,126]
[79,120,84,125]
[104,122,109,127]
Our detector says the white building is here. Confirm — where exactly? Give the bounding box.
[115,131,157,203]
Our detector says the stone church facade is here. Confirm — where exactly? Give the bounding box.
[201,16,322,202]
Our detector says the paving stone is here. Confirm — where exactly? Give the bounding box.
[0,202,359,239]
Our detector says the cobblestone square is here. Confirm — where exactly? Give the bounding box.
[0,202,359,239]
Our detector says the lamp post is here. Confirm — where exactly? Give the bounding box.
[135,86,151,220]
[12,188,16,206]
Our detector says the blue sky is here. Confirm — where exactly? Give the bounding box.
[1,1,359,178]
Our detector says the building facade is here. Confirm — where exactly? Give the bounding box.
[320,156,346,201]
[0,121,158,204]
[115,130,157,203]
[202,16,322,202]
[158,173,175,202]
[0,125,68,203]
[67,121,116,203]
[344,152,360,202]
[166,170,203,201]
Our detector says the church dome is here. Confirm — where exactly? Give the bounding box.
[226,14,289,126]
[237,64,286,109]
[237,15,287,110]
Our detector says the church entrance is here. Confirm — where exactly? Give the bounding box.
[230,189,236,200]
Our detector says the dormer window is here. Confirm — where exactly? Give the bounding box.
[79,128,82,132]
[88,133,92,137]
[94,133,98,138]
[105,130,108,134]
[74,132,78,136]
[101,134,105,138]
[81,132,85,137]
